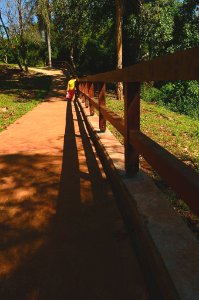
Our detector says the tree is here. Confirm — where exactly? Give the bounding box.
[123,0,183,63]
[37,0,52,67]
[52,0,116,74]
[0,0,37,71]
[123,0,143,66]
[53,0,89,70]
[173,0,199,51]
[0,25,8,63]
[0,9,23,70]
[17,0,28,71]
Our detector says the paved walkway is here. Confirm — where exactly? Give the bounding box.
[0,69,150,299]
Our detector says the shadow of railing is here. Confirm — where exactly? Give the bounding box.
[0,100,124,299]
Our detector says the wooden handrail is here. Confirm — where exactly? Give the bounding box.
[100,106,124,136]
[78,47,199,216]
[79,90,124,134]
[130,130,199,216]
[79,47,199,82]
[79,91,99,110]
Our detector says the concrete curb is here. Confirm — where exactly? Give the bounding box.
[77,99,199,300]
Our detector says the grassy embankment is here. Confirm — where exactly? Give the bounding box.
[0,64,52,132]
[106,95,199,236]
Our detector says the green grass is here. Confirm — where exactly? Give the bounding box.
[0,64,52,132]
[106,97,199,172]
[0,94,41,131]
[141,101,199,171]
[105,96,199,233]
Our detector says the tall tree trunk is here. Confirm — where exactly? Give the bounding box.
[116,0,124,100]
[4,54,8,64]
[0,10,23,71]
[17,0,28,72]
[70,47,76,72]
[38,0,52,67]
[47,27,52,67]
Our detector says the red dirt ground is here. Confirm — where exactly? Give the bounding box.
[0,69,150,299]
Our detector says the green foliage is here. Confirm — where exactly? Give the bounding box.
[24,24,47,66]
[173,0,199,50]
[52,0,115,72]
[124,0,180,61]
[79,19,116,74]
[1,0,198,119]
[37,0,51,27]
[141,81,199,119]
[0,43,15,64]
[52,0,89,59]
[141,84,163,103]
[124,0,199,63]
[159,81,199,119]
[105,96,199,171]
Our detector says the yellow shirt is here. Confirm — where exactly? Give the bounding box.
[67,79,76,90]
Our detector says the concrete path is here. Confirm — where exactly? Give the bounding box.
[0,69,150,299]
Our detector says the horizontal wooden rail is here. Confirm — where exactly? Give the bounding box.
[100,106,124,136]
[130,130,199,216]
[89,97,99,110]
[78,46,199,216]
[79,90,124,135]
[79,47,199,82]
[79,91,99,109]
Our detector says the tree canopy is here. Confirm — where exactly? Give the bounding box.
[0,0,199,118]
[0,0,198,73]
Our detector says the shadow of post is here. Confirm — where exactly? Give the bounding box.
[0,100,82,300]
[74,100,110,203]
[56,100,81,225]
[0,99,127,300]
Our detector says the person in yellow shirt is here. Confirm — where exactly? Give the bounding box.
[66,76,77,101]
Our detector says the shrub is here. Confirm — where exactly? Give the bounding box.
[141,81,199,119]
[141,84,163,103]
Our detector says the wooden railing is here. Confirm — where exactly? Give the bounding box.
[78,47,199,216]
[52,60,75,75]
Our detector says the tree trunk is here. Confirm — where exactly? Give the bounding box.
[4,54,8,64]
[70,47,76,72]
[0,10,23,71]
[0,29,8,64]
[116,0,124,100]
[47,27,52,67]
[17,0,28,72]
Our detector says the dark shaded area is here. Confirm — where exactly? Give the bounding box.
[0,66,21,80]
[0,153,61,299]
[0,100,150,299]
[0,65,51,101]
[47,74,66,100]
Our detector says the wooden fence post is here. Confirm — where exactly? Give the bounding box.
[79,83,82,100]
[82,83,85,103]
[85,82,89,108]
[98,82,106,132]
[124,82,141,176]
[88,83,94,116]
